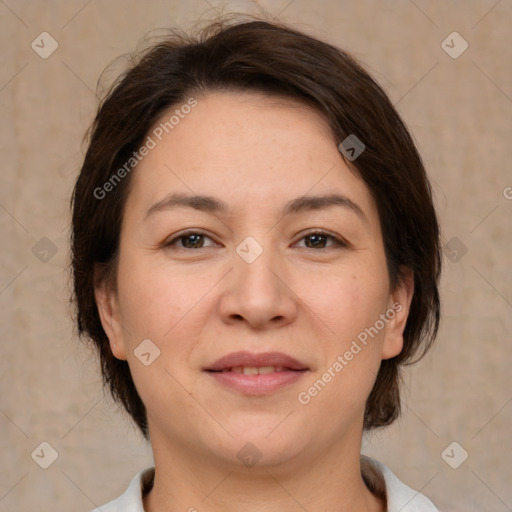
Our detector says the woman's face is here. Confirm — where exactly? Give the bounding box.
[96,91,411,469]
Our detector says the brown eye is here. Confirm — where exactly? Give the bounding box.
[165,232,217,249]
[304,234,329,248]
[181,234,205,248]
[296,231,346,249]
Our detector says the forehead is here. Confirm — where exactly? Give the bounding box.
[125,91,378,224]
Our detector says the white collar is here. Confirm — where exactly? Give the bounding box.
[92,457,439,512]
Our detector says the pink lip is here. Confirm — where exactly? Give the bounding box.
[204,351,309,395]
[205,351,309,371]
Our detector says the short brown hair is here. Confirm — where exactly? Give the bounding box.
[71,17,441,439]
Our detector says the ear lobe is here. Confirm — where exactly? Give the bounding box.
[381,269,414,360]
[94,266,127,361]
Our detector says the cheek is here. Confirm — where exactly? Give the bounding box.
[298,281,386,423]
[114,257,210,412]
[298,262,389,399]
[301,264,389,344]
[116,254,215,340]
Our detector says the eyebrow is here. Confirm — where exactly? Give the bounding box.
[144,192,367,223]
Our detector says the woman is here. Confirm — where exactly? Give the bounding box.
[71,17,441,511]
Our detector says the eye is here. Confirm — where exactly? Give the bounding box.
[294,230,347,249]
[164,231,217,249]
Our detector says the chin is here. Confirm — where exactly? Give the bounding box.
[211,415,309,469]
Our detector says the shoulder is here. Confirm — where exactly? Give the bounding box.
[363,456,440,512]
[90,468,154,512]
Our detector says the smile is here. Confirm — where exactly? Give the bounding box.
[220,366,286,375]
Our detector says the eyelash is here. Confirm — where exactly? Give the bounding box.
[163,229,348,250]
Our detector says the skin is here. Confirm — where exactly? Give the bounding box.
[95,91,413,512]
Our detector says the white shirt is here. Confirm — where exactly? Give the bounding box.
[92,457,439,512]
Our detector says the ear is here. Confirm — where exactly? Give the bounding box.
[94,265,128,361]
[381,268,414,360]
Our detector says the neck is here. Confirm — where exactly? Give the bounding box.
[143,431,385,512]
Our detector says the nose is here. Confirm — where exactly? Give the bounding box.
[217,242,299,330]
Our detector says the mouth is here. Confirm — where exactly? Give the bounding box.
[204,352,309,395]
[212,365,294,375]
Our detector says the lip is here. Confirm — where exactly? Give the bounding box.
[204,351,309,395]
[205,351,309,372]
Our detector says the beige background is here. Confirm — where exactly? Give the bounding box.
[1,0,511,510]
